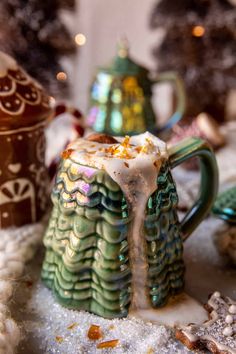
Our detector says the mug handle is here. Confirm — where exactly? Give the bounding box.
[168,137,219,241]
[153,71,186,132]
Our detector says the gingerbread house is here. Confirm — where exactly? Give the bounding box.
[0,51,53,228]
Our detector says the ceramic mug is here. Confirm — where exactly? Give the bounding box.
[0,50,84,229]
[42,135,218,318]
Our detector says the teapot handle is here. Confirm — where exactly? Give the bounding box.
[153,71,186,132]
[168,137,218,241]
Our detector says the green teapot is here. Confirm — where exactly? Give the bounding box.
[87,42,186,136]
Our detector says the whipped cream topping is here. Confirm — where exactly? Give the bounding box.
[68,132,167,169]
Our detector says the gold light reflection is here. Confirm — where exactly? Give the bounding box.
[56,72,67,81]
[75,33,87,46]
[192,25,205,37]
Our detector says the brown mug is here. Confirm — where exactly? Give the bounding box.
[0,51,83,228]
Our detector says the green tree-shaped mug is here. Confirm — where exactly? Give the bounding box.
[42,133,218,318]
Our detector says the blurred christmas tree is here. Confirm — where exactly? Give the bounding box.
[150,0,236,121]
[0,0,76,97]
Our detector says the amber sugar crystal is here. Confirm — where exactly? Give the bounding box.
[55,336,64,343]
[61,148,74,159]
[87,324,103,340]
[67,322,78,330]
[104,135,133,159]
[97,339,119,349]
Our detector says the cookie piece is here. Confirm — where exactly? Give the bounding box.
[175,292,236,354]
[86,133,118,144]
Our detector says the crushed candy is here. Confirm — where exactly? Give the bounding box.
[55,336,64,343]
[102,135,160,160]
[104,144,133,159]
[97,339,119,349]
[87,324,103,340]
[61,149,74,159]
[122,136,131,148]
[67,322,78,330]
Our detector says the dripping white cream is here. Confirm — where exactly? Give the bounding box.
[68,132,167,311]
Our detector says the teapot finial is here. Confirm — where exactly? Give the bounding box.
[117,37,129,58]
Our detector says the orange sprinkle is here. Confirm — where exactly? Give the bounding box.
[135,146,142,153]
[97,339,119,349]
[67,322,78,330]
[55,336,64,343]
[121,136,130,148]
[87,324,103,340]
[61,148,74,159]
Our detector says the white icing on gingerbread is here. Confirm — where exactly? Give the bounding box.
[0,178,36,227]
[0,80,16,97]
[223,326,234,337]
[29,164,48,211]
[0,121,45,136]
[0,51,50,117]
[177,291,236,353]
[8,163,22,174]
[0,97,25,116]
[226,315,234,324]
[36,134,46,163]
[229,305,236,314]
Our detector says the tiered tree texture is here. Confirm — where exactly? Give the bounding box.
[0,0,76,96]
[150,0,236,121]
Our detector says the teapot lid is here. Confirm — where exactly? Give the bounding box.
[100,40,149,78]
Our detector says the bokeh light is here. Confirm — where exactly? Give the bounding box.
[75,33,87,46]
[56,72,67,81]
[192,25,205,37]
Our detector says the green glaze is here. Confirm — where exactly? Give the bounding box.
[145,162,184,307]
[42,137,218,318]
[169,138,219,240]
[212,186,236,224]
